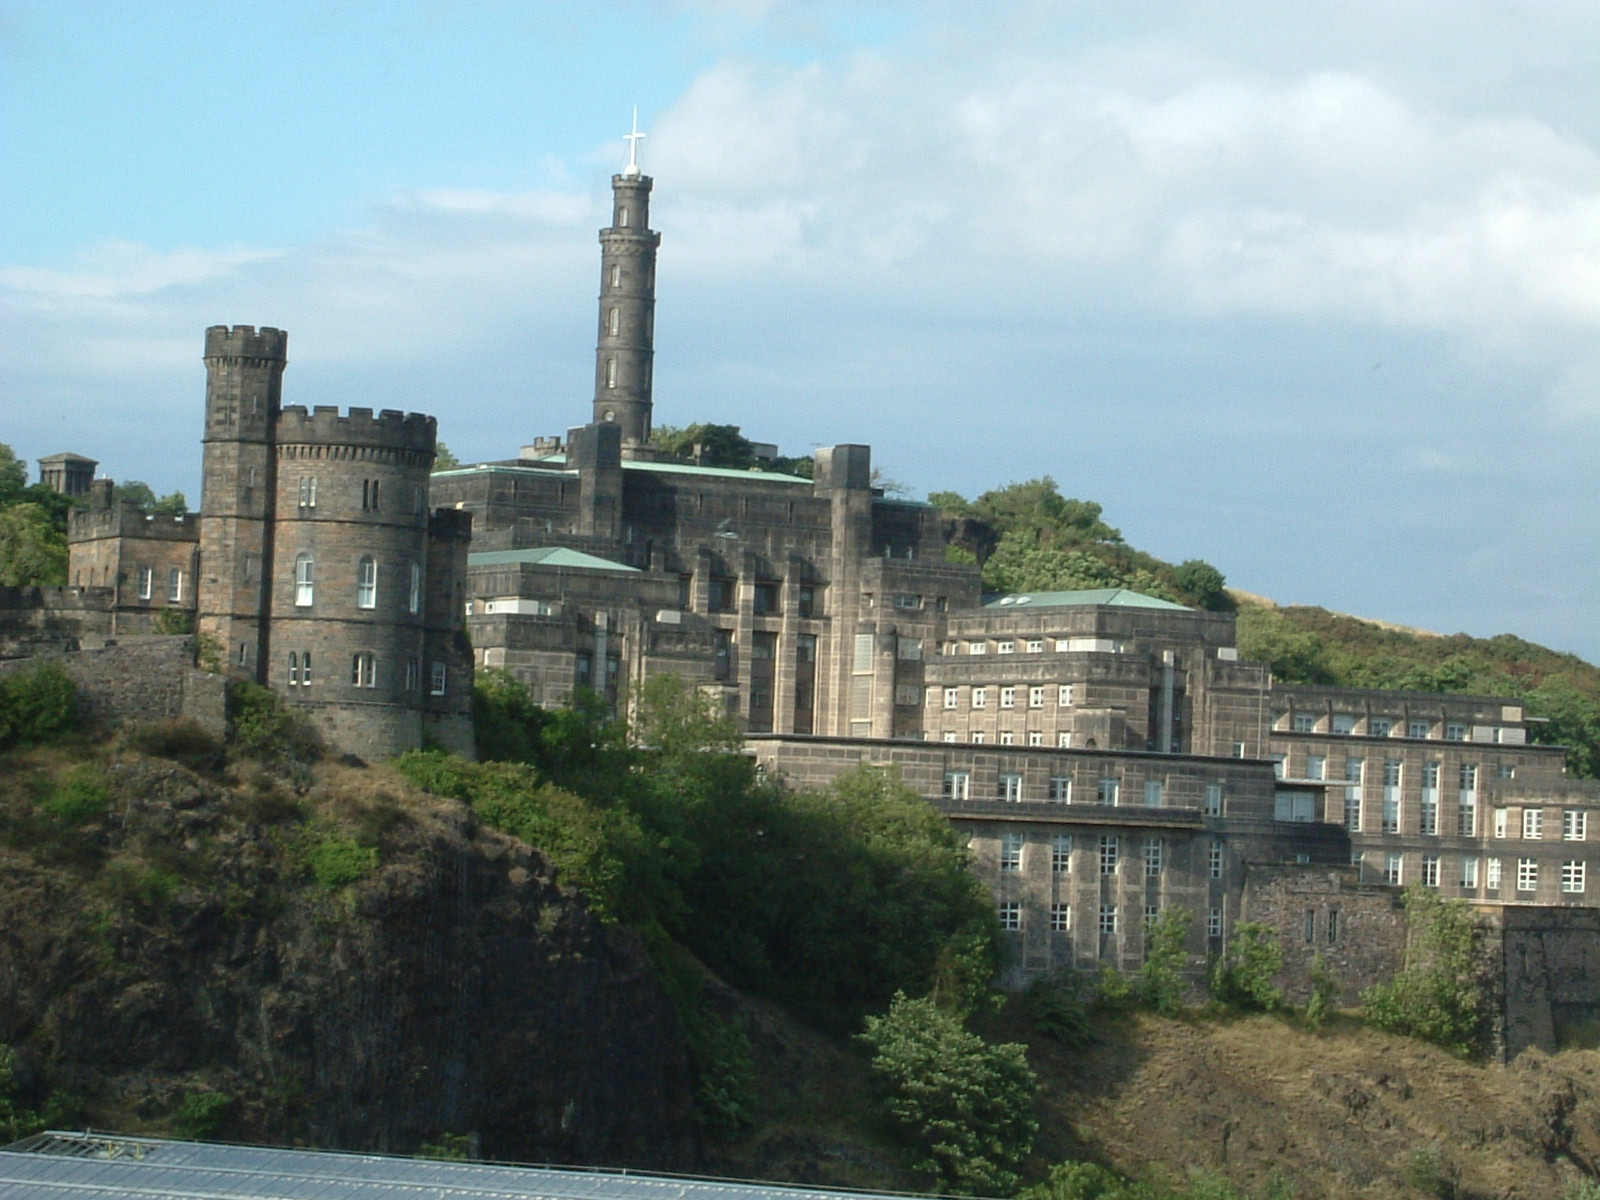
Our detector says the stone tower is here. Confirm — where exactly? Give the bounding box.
[592,115,660,451]
[197,325,287,678]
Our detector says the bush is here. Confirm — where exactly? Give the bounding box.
[1361,887,1482,1056]
[171,1090,233,1140]
[42,765,110,825]
[859,992,1037,1195]
[1210,922,1284,1012]
[306,831,379,890]
[1137,909,1192,1016]
[123,719,222,773]
[1303,952,1339,1028]
[0,663,77,751]
[1023,968,1097,1047]
[227,681,319,760]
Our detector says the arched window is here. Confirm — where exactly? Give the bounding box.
[295,553,314,606]
[357,556,377,609]
[605,358,617,388]
[609,263,621,289]
[408,561,421,615]
[608,307,620,336]
[288,652,299,687]
[618,205,629,226]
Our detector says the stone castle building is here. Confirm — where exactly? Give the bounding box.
[23,131,1600,1048]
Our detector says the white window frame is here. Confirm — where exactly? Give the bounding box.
[1144,837,1163,879]
[137,566,153,599]
[1565,810,1588,842]
[943,771,970,802]
[1460,856,1479,888]
[997,773,1023,802]
[1524,808,1544,840]
[999,832,1024,872]
[1098,777,1120,806]
[943,687,959,710]
[1051,834,1072,873]
[1029,686,1046,709]
[430,660,447,696]
[972,687,987,709]
[357,556,377,609]
[1058,684,1075,707]
[351,652,377,689]
[998,901,1022,932]
[1048,776,1072,804]
[1487,857,1503,888]
[1099,835,1118,874]
[1563,861,1586,894]
[294,553,314,607]
[999,686,1016,709]
[408,561,421,615]
[1050,903,1070,932]
[1517,858,1538,892]
[1204,783,1223,816]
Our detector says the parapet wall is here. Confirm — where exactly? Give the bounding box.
[0,637,226,740]
[204,324,287,362]
[68,507,199,544]
[277,406,437,456]
[1489,905,1600,1058]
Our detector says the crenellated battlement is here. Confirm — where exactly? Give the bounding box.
[204,325,288,362]
[277,405,437,454]
[68,506,199,543]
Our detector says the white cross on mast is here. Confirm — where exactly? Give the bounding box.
[623,107,646,176]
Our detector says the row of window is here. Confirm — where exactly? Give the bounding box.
[948,638,1124,656]
[1490,808,1588,841]
[937,730,1076,747]
[293,477,426,513]
[1285,756,1514,785]
[940,684,1076,710]
[1282,713,1515,742]
[996,831,1171,877]
[1377,853,1587,894]
[997,902,1232,938]
[293,554,422,613]
[135,566,183,602]
[945,771,1224,813]
[285,650,448,695]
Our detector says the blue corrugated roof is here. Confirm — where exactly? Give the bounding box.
[982,587,1192,611]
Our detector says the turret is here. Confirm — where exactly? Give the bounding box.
[592,114,660,451]
[197,325,288,679]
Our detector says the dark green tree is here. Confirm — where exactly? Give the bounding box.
[859,992,1038,1195]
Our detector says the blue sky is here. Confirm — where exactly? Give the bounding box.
[4,0,1598,662]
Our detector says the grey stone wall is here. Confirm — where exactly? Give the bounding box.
[1240,865,1407,1004]
[1487,905,1600,1057]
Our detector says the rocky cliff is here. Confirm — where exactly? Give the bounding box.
[0,746,697,1166]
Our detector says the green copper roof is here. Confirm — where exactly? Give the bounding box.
[983,587,1192,611]
[467,547,640,573]
[434,458,812,485]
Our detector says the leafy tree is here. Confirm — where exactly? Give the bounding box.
[1022,968,1097,1047]
[858,992,1037,1195]
[1235,606,1333,685]
[1303,952,1340,1028]
[113,481,186,514]
[1209,922,1284,1012]
[1137,909,1192,1015]
[0,503,68,586]
[1019,1161,1161,1200]
[432,442,461,471]
[654,423,757,470]
[1361,886,1482,1056]
[0,444,26,494]
[1170,559,1234,611]
[0,662,77,750]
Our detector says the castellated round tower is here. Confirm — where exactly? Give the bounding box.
[197,326,474,761]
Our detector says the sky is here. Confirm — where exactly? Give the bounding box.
[3,0,1597,663]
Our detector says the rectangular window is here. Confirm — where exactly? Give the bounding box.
[1208,907,1223,937]
[167,568,182,602]
[999,686,1016,709]
[1446,722,1467,741]
[852,632,873,671]
[1344,758,1364,831]
[1499,763,1517,779]
[357,557,377,608]
[1306,755,1326,781]
[943,771,970,802]
[1382,760,1402,833]
[1048,776,1072,804]
[1001,731,1015,745]
[998,902,1022,931]
[1409,719,1431,739]
[1058,732,1072,748]
[1098,778,1120,806]
[1370,718,1393,738]
[895,684,923,706]
[1328,910,1340,943]
[351,652,376,688]
[943,731,957,743]
[1518,858,1538,892]
[404,658,419,692]
[997,773,1023,802]
[892,593,921,610]
[1099,835,1118,874]
[972,687,987,709]
[1144,838,1163,878]
[1058,684,1075,707]
[1460,856,1479,888]
[1524,808,1544,840]
[1488,857,1503,888]
[1494,808,1509,839]
[1099,905,1118,935]
[1292,712,1316,732]
[1565,811,1588,841]
[1209,840,1224,879]
[896,636,923,661]
[1420,761,1439,835]
[1271,755,1287,779]
[944,687,959,709]
[137,566,153,599]
[1029,731,1043,747]
[968,641,987,656]
[1144,779,1164,808]
[1332,714,1357,735]
[1050,903,1070,932]
[1204,784,1223,816]
[1458,764,1478,837]
[1385,854,1403,886]
[1422,855,1440,888]
[1051,834,1072,873]
[1304,910,1316,943]
[999,832,1024,871]
[997,640,1014,654]
[1026,639,1043,654]
[1563,861,1586,894]
[1029,686,1046,708]
[430,661,447,696]
[972,732,986,744]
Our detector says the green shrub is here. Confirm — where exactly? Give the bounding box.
[42,765,110,824]
[171,1090,233,1140]
[1361,887,1482,1056]
[123,719,221,773]
[307,832,379,890]
[228,680,318,760]
[102,860,183,914]
[152,609,194,635]
[859,992,1037,1195]
[1023,968,1097,1046]
[419,1133,473,1160]
[0,663,77,750]
[1210,922,1285,1012]
[1137,908,1192,1016]
[1303,952,1339,1028]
